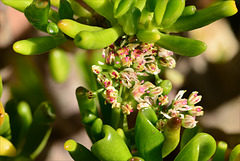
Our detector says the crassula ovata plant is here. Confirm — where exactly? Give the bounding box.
[0,0,240,161]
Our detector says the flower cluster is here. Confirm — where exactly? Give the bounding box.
[91,36,203,130]
[158,90,203,129]
[102,36,176,76]
[91,36,175,115]
[132,80,169,110]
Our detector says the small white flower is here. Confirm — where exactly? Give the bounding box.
[189,106,204,116]
[102,86,118,104]
[159,56,176,68]
[174,90,187,100]
[137,102,150,110]
[92,65,102,74]
[120,68,138,88]
[145,63,161,75]
[160,111,172,119]
[109,69,120,79]
[182,115,198,128]
[158,48,173,57]
[188,91,202,105]
[158,95,169,106]
[121,103,133,115]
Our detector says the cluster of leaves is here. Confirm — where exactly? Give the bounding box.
[0,74,56,160]
[1,0,237,56]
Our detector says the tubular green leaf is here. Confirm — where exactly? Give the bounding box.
[117,128,129,148]
[174,133,216,161]
[122,7,141,36]
[76,86,99,142]
[75,86,99,119]
[91,125,132,161]
[180,125,200,150]
[64,139,100,161]
[82,111,98,125]
[146,0,158,12]
[156,32,207,57]
[212,141,228,161]
[68,0,92,18]
[74,25,124,49]
[83,0,116,24]
[160,0,185,28]
[13,34,67,55]
[5,100,32,150]
[97,93,112,126]
[137,29,160,43]
[20,102,56,159]
[59,0,74,19]
[24,0,50,32]
[48,9,61,23]
[114,0,135,18]
[138,107,158,124]
[139,7,153,25]
[49,48,70,83]
[181,5,196,17]
[135,107,164,161]
[1,0,33,12]
[162,117,181,158]
[90,118,103,143]
[163,1,238,33]
[134,0,146,11]
[50,0,59,7]
[229,144,240,161]
[50,0,92,18]
[0,136,17,157]
[2,0,66,23]
[0,113,11,140]
[153,0,169,27]
[58,19,103,38]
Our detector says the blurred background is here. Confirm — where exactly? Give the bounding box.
[0,0,240,160]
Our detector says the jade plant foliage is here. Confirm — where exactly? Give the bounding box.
[1,0,240,161]
[0,99,56,161]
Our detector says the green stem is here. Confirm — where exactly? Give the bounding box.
[122,114,128,131]
[110,107,122,129]
[119,84,124,98]
[155,74,162,85]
